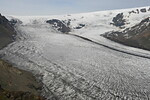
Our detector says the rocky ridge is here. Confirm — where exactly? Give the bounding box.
[102,17,150,50]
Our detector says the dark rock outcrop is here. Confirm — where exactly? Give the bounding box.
[136,9,140,14]
[0,14,16,49]
[129,10,137,14]
[111,13,126,28]
[140,8,147,13]
[46,19,71,33]
[63,19,71,26]
[129,7,149,15]
[9,18,22,26]
[74,24,85,29]
[102,17,150,51]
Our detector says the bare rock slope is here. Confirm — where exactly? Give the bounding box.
[0,60,44,100]
[0,14,16,49]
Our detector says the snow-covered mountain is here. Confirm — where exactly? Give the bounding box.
[1,6,150,99]
[8,6,150,51]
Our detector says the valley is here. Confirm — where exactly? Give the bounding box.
[0,6,150,100]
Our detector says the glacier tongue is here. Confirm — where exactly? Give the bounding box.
[1,6,150,99]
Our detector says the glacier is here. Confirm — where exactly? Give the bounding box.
[0,6,150,99]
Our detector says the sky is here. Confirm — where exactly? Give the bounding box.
[0,0,150,15]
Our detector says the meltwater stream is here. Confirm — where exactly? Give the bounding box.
[1,23,150,100]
